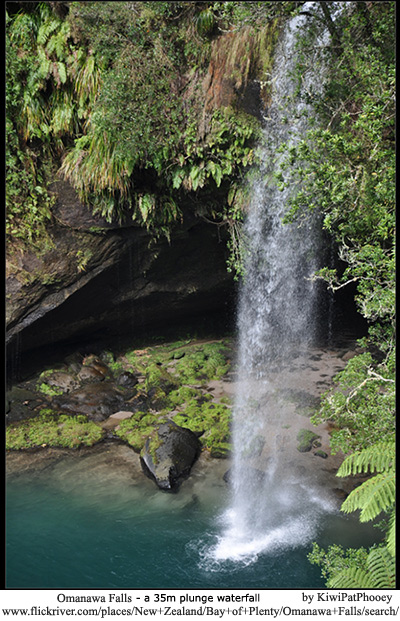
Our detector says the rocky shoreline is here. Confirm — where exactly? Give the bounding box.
[6,335,368,498]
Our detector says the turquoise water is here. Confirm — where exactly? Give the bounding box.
[6,447,379,589]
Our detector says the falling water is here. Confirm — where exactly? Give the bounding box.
[212,5,337,564]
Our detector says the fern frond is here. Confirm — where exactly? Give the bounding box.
[57,61,67,84]
[386,511,396,557]
[337,441,395,477]
[366,547,396,588]
[10,12,40,44]
[341,471,395,522]
[328,547,396,589]
[328,567,374,589]
[37,18,59,46]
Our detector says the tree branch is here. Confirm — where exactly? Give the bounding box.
[319,1,342,55]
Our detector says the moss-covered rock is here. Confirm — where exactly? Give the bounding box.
[296,428,321,453]
[6,409,105,450]
[173,341,231,383]
[140,420,201,491]
[114,412,169,453]
[52,382,126,421]
[8,337,233,465]
[37,369,80,395]
[145,363,179,393]
[173,401,232,457]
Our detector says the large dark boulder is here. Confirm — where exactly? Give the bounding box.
[52,382,126,422]
[140,420,201,491]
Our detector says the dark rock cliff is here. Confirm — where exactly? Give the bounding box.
[6,180,235,376]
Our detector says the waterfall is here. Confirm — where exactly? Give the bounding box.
[212,4,338,564]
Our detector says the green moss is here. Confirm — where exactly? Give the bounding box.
[121,339,230,388]
[296,428,321,453]
[6,410,105,450]
[123,350,148,374]
[39,368,60,378]
[100,351,128,377]
[219,395,233,405]
[142,428,165,465]
[173,401,232,457]
[115,412,168,453]
[144,363,178,393]
[173,341,231,383]
[147,339,191,363]
[36,368,66,396]
[108,338,233,457]
[220,21,278,98]
[208,442,232,459]
[37,382,64,397]
[168,386,209,408]
[256,20,280,89]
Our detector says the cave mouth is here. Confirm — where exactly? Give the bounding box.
[6,277,366,385]
[6,302,237,384]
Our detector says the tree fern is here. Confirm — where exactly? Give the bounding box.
[328,566,374,589]
[367,547,396,588]
[328,547,395,589]
[338,440,395,559]
[337,441,395,476]
[386,511,396,557]
[37,13,58,46]
[340,471,395,522]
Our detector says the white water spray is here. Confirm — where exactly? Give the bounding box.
[212,5,339,564]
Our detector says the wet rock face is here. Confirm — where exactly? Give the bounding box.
[39,371,80,393]
[53,382,126,422]
[140,421,201,491]
[223,466,266,486]
[116,371,139,389]
[6,181,234,374]
[202,26,273,121]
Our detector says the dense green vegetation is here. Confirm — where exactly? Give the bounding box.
[6,1,287,254]
[278,1,395,587]
[308,441,396,588]
[6,2,100,248]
